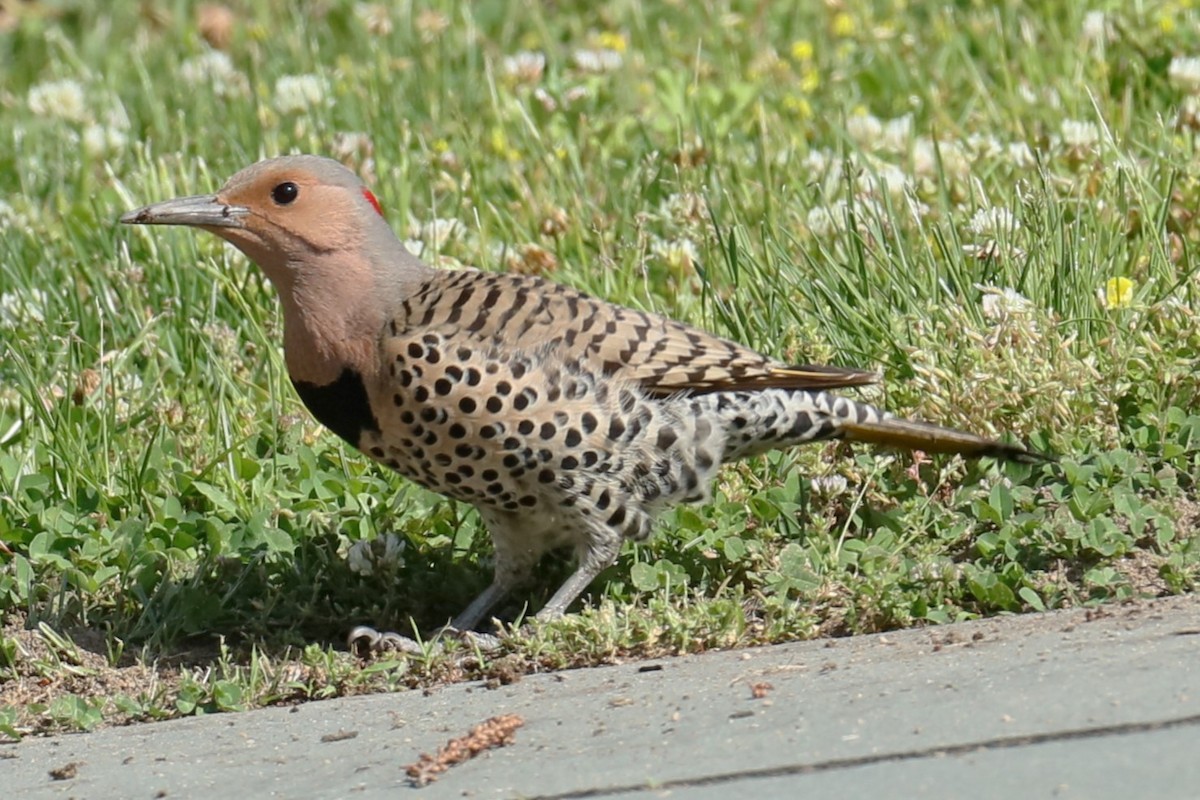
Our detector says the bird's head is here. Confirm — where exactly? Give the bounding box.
[122,155,433,382]
[120,155,424,293]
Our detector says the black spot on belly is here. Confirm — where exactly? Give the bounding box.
[292,368,380,446]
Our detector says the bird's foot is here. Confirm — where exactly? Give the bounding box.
[347,624,505,656]
[347,625,426,655]
[445,628,504,653]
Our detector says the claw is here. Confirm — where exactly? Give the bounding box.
[347,625,425,655]
[348,624,507,657]
[448,629,503,652]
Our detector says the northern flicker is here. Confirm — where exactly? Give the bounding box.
[121,155,1043,648]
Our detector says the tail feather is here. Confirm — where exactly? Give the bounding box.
[838,417,1049,464]
[694,388,1050,465]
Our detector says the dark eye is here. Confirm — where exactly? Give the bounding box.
[271,182,299,205]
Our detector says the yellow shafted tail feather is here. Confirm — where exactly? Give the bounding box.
[838,417,1048,464]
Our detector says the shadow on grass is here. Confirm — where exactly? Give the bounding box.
[91,531,582,661]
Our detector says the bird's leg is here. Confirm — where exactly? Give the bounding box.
[353,517,622,650]
[448,580,512,633]
[534,531,623,621]
[350,511,541,654]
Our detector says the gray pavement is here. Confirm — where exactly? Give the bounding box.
[4,594,1198,799]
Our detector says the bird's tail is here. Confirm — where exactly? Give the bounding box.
[835,415,1046,464]
[699,389,1048,464]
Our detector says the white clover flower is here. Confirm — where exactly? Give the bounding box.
[963,241,1027,261]
[1081,11,1110,45]
[854,195,887,224]
[966,133,1003,159]
[572,48,622,73]
[346,541,373,575]
[331,131,374,161]
[273,74,329,114]
[502,51,546,83]
[968,206,1020,238]
[102,102,131,132]
[347,534,406,576]
[966,207,1024,260]
[533,87,558,112]
[1176,95,1200,131]
[415,9,450,41]
[811,474,848,498]
[1007,141,1037,169]
[418,218,463,251]
[0,288,48,326]
[857,163,910,200]
[806,203,846,237]
[913,137,969,178]
[906,195,933,224]
[1168,56,1200,93]
[652,237,699,272]
[660,192,709,225]
[354,3,393,36]
[180,50,248,97]
[27,79,87,123]
[913,140,938,176]
[116,371,144,394]
[802,148,834,173]
[846,113,884,148]
[181,50,232,84]
[563,85,589,105]
[880,114,913,152]
[978,285,1033,321]
[82,124,128,158]
[939,141,970,178]
[1060,119,1100,149]
[379,534,405,564]
[402,239,425,257]
[802,148,843,180]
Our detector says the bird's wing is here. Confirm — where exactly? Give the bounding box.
[579,304,879,395]
[399,270,879,397]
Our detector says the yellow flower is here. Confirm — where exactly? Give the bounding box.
[832,12,855,37]
[1104,277,1134,309]
[799,67,820,93]
[783,95,813,119]
[489,127,520,162]
[597,31,627,53]
[790,39,814,61]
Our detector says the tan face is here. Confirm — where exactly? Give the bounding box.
[122,156,409,384]
[211,164,374,256]
[120,157,382,286]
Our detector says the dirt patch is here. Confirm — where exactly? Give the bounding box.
[1118,550,1171,597]
[1173,496,1200,535]
[1,613,185,738]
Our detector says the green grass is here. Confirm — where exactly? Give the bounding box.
[2,0,1199,738]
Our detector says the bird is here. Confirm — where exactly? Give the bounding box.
[121,155,1044,650]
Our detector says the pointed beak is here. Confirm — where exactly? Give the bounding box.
[120,194,249,228]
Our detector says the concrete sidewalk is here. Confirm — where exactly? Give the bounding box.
[4,595,1198,799]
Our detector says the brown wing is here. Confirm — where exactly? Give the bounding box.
[397,270,878,397]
